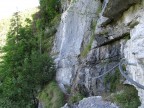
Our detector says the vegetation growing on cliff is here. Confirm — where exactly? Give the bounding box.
[104,69,141,108]
[0,12,56,107]
[104,68,121,92]
[0,0,63,107]
[81,20,97,58]
[68,92,85,104]
[38,81,65,108]
[113,85,141,108]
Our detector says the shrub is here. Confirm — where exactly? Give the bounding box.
[38,81,65,108]
[0,13,56,107]
[39,0,61,27]
[81,35,94,58]
[112,85,141,108]
[104,68,121,92]
[81,20,97,58]
[68,92,85,104]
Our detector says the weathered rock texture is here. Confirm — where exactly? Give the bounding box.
[122,2,144,107]
[53,0,144,107]
[102,0,140,19]
[62,96,118,108]
[53,0,101,86]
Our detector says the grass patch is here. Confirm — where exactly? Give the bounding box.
[38,81,65,108]
[112,85,141,108]
[96,3,102,14]
[68,92,85,104]
[123,34,130,40]
[81,35,94,58]
[103,67,141,108]
[81,20,97,58]
[49,14,61,27]
[104,68,121,92]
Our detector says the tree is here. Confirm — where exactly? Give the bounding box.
[0,12,56,108]
[39,0,61,27]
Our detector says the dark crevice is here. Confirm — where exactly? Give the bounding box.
[86,55,121,65]
[92,32,130,50]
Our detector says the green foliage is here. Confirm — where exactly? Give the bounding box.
[0,1,61,107]
[104,68,121,92]
[112,85,141,108]
[81,35,94,58]
[49,14,61,27]
[81,20,97,58]
[0,12,56,107]
[103,68,141,108]
[38,81,65,108]
[72,0,77,3]
[39,0,61,27]
[0,7,39,55]
[96,3,102,14]
[19,8,39,27]
[68,92,85,104]
[123,34,130,40]
[33,2,61,53]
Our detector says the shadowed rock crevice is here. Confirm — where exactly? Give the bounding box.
[102,0,140,19]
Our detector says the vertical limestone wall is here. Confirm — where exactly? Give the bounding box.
[122,1,144,107]
[53,0,101,88]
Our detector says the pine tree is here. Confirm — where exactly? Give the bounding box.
[0,12,55,108]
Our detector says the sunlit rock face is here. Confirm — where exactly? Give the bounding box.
[122,2,144,107]
[53,0,101,86]
[125,24,144,108]
[53,0,144,107]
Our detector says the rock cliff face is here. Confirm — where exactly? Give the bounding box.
[53,0,144,107]
[53,0,101,86]
[123,2,144,107]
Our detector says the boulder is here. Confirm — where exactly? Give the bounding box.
[62,96,118,108]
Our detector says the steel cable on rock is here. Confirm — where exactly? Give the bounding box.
[119,58,144,89]
[92,58,144,89]
[61,58,144,95]
[92,63,119,79]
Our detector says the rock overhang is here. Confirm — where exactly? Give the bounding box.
[102,0,140,19]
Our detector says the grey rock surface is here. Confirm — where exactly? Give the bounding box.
[53,0,101,87]
[61,0,71,12]
[73,39,122,95]
[53,0,144,107]
[38,102,44,108]
[62,96,118,108]
[102,0,140,19]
